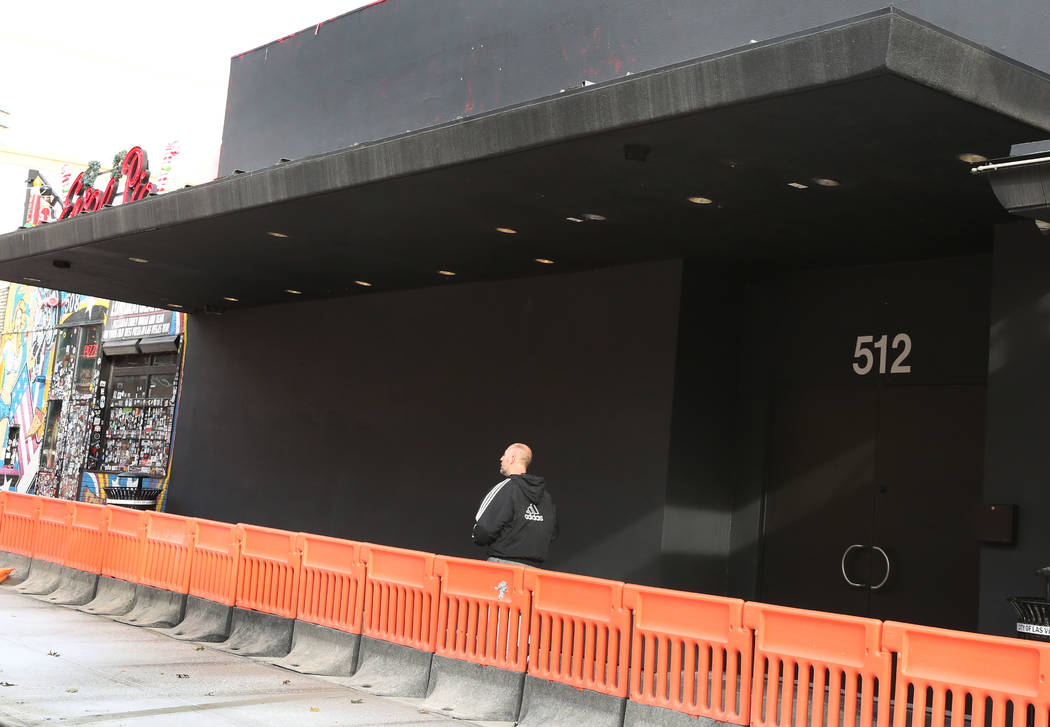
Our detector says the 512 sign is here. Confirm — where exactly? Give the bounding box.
[852,334,912,375]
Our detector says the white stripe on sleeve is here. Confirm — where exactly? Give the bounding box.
[475,478,510,521]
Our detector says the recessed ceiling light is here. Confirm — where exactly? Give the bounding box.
[285,289,302,294]
[128,257,149,263]
[788,182,808,189]
[582,213,606,221]
[267,231,288,238]
[168,304,183,309]
[496,227,517,234]
[958,153,988,164]
[354,280,372,287]
[23,277,41,283]
[812,178,840,187]
[437,270,456,277]
[223,296,239,302]
[566,217,584,223]
[535,258,555,264]
[687,196,713,205]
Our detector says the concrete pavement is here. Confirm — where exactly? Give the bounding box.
[0,586,511,726]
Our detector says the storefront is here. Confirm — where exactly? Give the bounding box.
[0,285,184,509]
[0,4,1048,636]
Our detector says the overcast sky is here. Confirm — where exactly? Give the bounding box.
[0,1,374,231]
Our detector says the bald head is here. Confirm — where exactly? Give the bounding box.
[499,443,533,475]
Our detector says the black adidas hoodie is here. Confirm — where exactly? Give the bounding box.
[473,473,558,565]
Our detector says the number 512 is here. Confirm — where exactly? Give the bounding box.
[853,334,912,375]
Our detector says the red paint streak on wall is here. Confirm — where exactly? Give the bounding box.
[465,80,475,113]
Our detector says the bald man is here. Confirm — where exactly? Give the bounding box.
[472,443,558,566]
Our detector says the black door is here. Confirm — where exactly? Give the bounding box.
[871,384,983,630]
[760,382,983,630]
[761,386,878,618]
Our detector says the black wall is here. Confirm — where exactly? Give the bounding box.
[660,262,742,595]
[170,260,682,584]
[980,222,1050,636]
[220,0,1050,174]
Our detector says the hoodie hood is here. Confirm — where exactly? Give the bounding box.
[511,473,547,503]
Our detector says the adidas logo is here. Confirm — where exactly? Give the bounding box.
[523,503,544,522]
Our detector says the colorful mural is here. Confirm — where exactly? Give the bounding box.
[0,282,185,510]
[0,285,98,490]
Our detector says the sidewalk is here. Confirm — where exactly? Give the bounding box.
[0,587,507,727]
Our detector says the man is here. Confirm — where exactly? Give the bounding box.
[473,443,558,566]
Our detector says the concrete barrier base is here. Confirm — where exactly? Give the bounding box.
[14,560,66,595]
[624,701,728,727]
[155,595,233,642]
[0,551,32,585]
[212,607,293,657]
[422,654,525,721]
[114,585,187,628]
[77,576,137,616]
[517,675,627,727]
[269,620,360,676]
[35,568,99,605]
[348,636,433,697]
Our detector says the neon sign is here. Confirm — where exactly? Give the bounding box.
[59,146,155,221]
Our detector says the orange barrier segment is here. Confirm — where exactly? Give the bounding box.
[884,621,1050,727]
[141,511,196,593]
[743,602,891,727]
[623,584,752,724]
[296,533,364,634]
[64,502,110,574]
[30,497,73,566]
[524,569,631,698]
[0,491,41,558]
[359,543,440,652]
[101,507,148,583]
[188,518,241,606]
[434,556,530,672]
[235,523,300,619]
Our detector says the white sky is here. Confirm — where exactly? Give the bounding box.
[0,1,374,231]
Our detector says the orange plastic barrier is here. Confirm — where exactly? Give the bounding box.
[64,502,110,574]
[101,506,148,583]
[743,603,891,727]
[884,621,1050,727]
[141,511,195,593]
[296,533,365,634]
[623,584,752,723]
[524,569,631,698]
[30,497,73,566]
[235,523,300,619]
[188,518,241,606]
[0,491,41,558]
[359,543,440,652]
[434,556,530,672]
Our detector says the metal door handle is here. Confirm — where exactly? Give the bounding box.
[871,546,890,590]
[841,544,867,587]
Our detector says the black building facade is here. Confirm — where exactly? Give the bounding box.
[2,2,1050,637]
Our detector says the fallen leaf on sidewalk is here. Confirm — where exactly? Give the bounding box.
[176,674,189,679]
[282,680,291,685]
[195,646,205,651]
[66,688,78,693]
[0,681,15,687]
[47,650,60,657]
[351,699,363,704]
[309,707,319,712]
